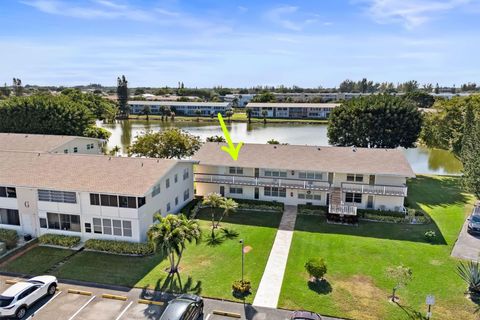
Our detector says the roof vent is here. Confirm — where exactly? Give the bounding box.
[317,147,321,151]
[273,146,277,149]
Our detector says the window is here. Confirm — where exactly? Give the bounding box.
[38,190,76,204]
[0,187,16,198]
[93,218,102,234]
[264,187,286,198]
[119,196,137,208]
[264,170,287,178]
[86,144,90,150]
[184,189,190,201]
[113,220,122,236]
[86,143,95,150]
[90,193,100,206]
[174,174,178,183]
[183,168,189,180]
[0,209,20,226]
[167,203,171,212]
[100,194,118,207]
[345,192,362,203]
[137,197,146,208]
[166,178,170,189]
[64,149,68,154]
[175,197,178,206]
[229,187,243,194]
[73,147,78,153]
[46,212,81,232]
[103,219,112,235]
[39,218,47,228]
[229,167,244,175]
[347,174,363,182]
[123,221,132,237]
[299,171,323,180]
[85,223,92,233]
[152,184,161,197]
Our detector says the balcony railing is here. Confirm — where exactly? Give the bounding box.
[194,173,331,191]
[341,182,407,197]
[328,204,357,216]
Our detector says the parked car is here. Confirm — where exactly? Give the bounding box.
[0,275,57,319]
[467,211,480,235]
[290,310,322,320]
[159,294,203,320]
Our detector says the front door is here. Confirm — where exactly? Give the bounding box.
[255,168,259,178]
[328,172,334,184]
[220,186,225,197]
[254,187,259,199]
[369,175,375,185]
[367,195,374,209]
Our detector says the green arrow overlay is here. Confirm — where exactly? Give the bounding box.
[217,113,243,161]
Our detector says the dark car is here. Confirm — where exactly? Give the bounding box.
[159,294,203,320]
[467,213,480,235]
[290,310,322,320]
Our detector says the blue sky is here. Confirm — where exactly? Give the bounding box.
[1,0,479,87]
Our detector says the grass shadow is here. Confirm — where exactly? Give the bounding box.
[395,302,428,320]
[308,278,332,295]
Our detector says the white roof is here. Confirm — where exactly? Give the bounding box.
[246,102,340,109]
[0,133,101,153]
[128,101,229,107]
[2,282,33,297]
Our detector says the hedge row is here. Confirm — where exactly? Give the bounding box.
[357,209,406,218]
[298,204,328,215]
[0,229,18,249]
[39,234,81,248]
[84,239,154,255]
[232,198,284,211]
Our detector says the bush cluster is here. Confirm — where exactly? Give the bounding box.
[84,239,154,255]
[298,204,328,215]
[232,280,251,294]
[0,229,18,249]
[305,257,327,280]
[424,230,437,243]
[233,198,284,211]
[39,234,81,248]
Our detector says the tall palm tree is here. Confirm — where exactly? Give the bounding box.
[142,105,151,121]
[202,192,225,238]
[195,109,202,122]
[226,109,234,123]
[261,110,268,124]
[147,214,201,274]
[245,107,252,124]
[215,198,238,228]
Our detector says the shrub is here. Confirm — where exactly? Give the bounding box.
[221,227,239,239]
[39,234,80,248]
[298,205,328,216]
[424,230,437,243]
[231,198,284,211]
[0,229,18,249]
[305,258,327,280]
[85,239,154,255]
[458,261,480,294]
[232,280,251,294]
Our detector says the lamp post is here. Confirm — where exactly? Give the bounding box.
[426,295,435,319]
[239,239,244,283]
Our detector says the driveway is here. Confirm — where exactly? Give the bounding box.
[452,218,480,261]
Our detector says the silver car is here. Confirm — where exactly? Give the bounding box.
[0,275,58,319]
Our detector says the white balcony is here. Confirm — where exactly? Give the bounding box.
[328,204,357,216]
[194,173,331,191]
[341,182,407,197]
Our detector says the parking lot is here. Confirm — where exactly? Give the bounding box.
[0,276,318,320]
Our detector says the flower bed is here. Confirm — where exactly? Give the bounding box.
[84,239,154,256]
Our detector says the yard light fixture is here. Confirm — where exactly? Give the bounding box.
[426,294,435,319]
[239,239,245,283]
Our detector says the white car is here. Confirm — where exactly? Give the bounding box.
[0,275,57,319]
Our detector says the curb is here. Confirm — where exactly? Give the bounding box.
[102,293,128,301]
[138,299,164,306]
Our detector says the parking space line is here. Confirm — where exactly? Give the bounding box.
[114,301,133,320]
[26,291,62,320]
[68,295,96,320]
[205,314,211,320]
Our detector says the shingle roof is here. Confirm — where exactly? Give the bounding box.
[128,101,229,107]
[0,133,100,153]
[0,151,188,196]
[246,103,340,108]
[193,143,415,177]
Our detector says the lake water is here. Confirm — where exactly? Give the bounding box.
[98,120,463,175]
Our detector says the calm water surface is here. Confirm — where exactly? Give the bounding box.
[98,120,462,175]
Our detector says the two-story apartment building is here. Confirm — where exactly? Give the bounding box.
[0,133,104,154]
[193,143,415,215]
[0,150,196,242]
[246,103,340,119]
[128,101,231,116]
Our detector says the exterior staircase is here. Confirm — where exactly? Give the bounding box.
[329,187,342,206]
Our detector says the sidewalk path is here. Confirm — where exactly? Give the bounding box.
[253,205,298,308]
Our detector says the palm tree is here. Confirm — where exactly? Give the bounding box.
[245,107,252,124]
[147,214,201,274]
[202,192,225,238]
[458,261,480,294]
[226,109,234,123]
[215,198,238,228]
[261,110,268,124]
[170,112,175,121]
[109,145,121,156]
[160,106,166,121]
[194,109,202,122]
[142,105,151,121]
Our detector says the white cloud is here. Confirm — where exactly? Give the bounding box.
[237,6,248,13]
[266,6,304,31]
[360,0,474,29]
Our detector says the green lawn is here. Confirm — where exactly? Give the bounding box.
[0,246,73,275]
[279,175,476,320]
[1,210,281,303]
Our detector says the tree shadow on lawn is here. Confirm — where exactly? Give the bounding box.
[195,209,282,229]
[395,302,428,320]
[295,215,447,245]
[308,278,332,295]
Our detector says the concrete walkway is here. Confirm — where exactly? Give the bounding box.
[452,217,480,261]
[253,205,298,308]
